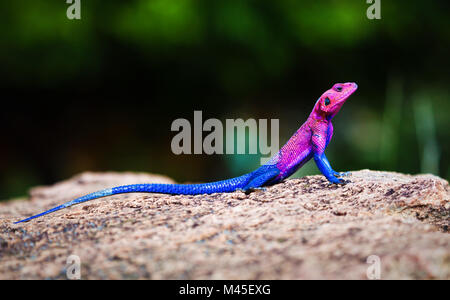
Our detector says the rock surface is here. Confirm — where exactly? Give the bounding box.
[0,170,448,279]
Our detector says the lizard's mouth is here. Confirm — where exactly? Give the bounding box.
[328,83,357,113]
[334,84,358,106]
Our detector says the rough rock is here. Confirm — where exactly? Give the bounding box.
[0,170,448,279]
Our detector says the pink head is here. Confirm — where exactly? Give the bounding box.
[312,82,358,120]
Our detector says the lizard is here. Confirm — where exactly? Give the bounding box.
[14,82,358,224]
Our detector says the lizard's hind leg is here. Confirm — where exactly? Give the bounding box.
[241,166,280,192]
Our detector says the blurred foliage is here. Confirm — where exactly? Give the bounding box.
[0,0,449,199]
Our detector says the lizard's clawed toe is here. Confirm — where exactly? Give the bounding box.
[328,177,351,185]
[334,171,351,177]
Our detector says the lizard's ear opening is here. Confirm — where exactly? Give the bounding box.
[324,97,331,106]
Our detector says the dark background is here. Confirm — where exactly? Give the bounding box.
[0,0,449,200]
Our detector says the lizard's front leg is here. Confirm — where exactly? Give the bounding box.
[313,153,349,184]
[312,126,349,184]
[324,123,350,178]
[320,154,351,178]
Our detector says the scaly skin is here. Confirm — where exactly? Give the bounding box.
[14,82,358,224]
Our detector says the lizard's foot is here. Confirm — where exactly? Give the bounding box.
[327,176,351,185]
[332,171,352,177]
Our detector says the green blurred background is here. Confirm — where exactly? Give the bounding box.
[0,0,449,200]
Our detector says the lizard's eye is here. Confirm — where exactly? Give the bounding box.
[335,86,342,92]
[324,97,331,106]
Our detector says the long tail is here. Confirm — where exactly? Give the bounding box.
[14,175,251,224]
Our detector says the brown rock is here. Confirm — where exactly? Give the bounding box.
[0,170,448,279]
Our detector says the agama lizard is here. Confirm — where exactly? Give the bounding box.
[14,82,358,224]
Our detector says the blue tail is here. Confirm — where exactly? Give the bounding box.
[14,175,251,224]
[14,188,115,224]
[14,165,282,224]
